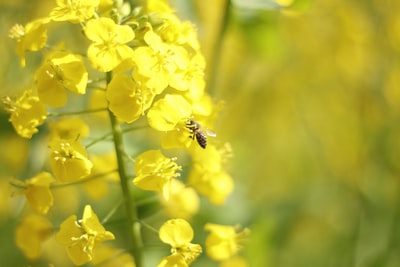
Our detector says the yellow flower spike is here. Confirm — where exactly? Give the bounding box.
[204,223,250,262]
[15,214,53,259]
[50,0,100,23]
[48,117,90,141]
[49,139,93,182]
[9,18,50,67]
[3,89,47,139]
[84,17,135,72]
[106,73,155,123]
[133,150,181,200]
[56,205,115,266]
[21,172,55,214]
[160,179,200,220]
[35,51,88,108]
[158,219,202,266]
[147,94,192,132]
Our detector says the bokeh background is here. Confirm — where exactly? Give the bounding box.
[2,0,400,266]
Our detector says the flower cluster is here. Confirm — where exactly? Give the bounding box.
[5,0,249,266]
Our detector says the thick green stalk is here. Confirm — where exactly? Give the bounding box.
[107,72,143,267]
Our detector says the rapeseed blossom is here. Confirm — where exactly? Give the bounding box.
[84,17,135,72]
[147,94,192,132]
[12,172,55,214]
[188,145,234,205]
[8,18,50,67]
[160,179,199,219]
[158,219,202,266]
[205,223,250,262]
[133,150,181,200]
[56,205,115,265]
[35,51,88,108]
[2,89,47,138]
[15,214,53,259]
[49,139,93,182]
[106,73,155,123]
[132,30,189,93]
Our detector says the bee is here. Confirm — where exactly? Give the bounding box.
[185,119,216,149]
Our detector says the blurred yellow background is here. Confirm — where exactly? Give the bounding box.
[197,0,400,266]
[1,0,400,266]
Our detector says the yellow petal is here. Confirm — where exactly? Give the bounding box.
[147,94,192,131]
[157,254,188,267]
[55,215,82,246]
[159,219,194,247]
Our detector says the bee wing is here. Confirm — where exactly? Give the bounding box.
[205,128,217,137]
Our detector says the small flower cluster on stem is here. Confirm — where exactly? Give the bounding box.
[5,0,249,266]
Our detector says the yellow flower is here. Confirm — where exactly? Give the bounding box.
[56,205,115,266]
[132,30,189,93]
[155,13,200,51]
[204,223,250,262]
[158,94,215,149]
[133,150,181,200]
[15,214,53,259]
[9,18,50,67]
[170,53,206,99]
[106,73,155,123]
[35,51,88,108]
[161,127,193,149]
[188,164,233,205]
[49,139,93,182]
[3,89,47,139]
[188,145,234,205]
[147,94,192,131]
[48,117,90,141]
[50,0,100,23]
[84,17,135,72]
[158,219,202,266]
[160,179,199,220]
[13,172,55,214]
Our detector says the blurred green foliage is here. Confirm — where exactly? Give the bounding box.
[2,0,400,266]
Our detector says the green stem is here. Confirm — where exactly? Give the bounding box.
[85,131,113,149]
[107,72,143,267]
[50,170,117,188]
[47,107,107,117]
